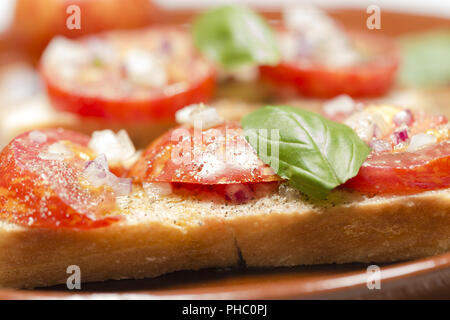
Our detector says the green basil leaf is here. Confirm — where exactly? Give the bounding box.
[398,30,450,86]
[191,5,280,69]
[241,106,370,199]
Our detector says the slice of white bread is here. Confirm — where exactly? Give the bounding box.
[1,184,449,289]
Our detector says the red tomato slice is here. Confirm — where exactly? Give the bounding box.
[343,107,449,194]
[260,31,399,98]
[40,28,216,122]
[129,122,280,184]
[171,182,280,204]
[344,141,450,194]
[0,129,122,229]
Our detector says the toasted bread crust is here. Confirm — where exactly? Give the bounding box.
[229,189,450,266]
[0,216,238,288]
[0,185,449,288]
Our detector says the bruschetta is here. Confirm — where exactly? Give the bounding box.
[0,103,448,288]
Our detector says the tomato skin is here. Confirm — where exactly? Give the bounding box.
[260,32,399,98]
[43,71,216,122]
[344,141,450,194]
[260,61,398,98]
[129,122,280,185]
[44,75,215,122]
[0,129,121,230]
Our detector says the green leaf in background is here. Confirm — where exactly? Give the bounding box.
[192,5,280,69]
[242,106,370,199]
[398,29,450,86]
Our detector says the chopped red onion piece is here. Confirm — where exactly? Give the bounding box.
[369,139,391,153]
[84,160,93,169]
[295,34,314,59]
[224,184,253,204]
[39,142,74,161]
[175,103,223,129]
[392,128,409,144]
[83,154,109,186]
[112,177,133,197]
[344,111,389,142]
[83,154,132,196]
[407,134,437,152]
[323,94,355,118]
[393,109,414,127]
[89,129,137,167]
[29,130,47,144]
[373,124,383,139]
[143,182,172,197]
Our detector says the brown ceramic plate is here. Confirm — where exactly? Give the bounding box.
[2,251,450,299]
[1,8,450,300]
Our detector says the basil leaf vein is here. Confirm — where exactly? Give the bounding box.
[242,106,370,199]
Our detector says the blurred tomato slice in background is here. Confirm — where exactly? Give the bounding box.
[0,0,158,61]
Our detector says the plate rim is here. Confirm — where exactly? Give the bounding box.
[1,250,450,300]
